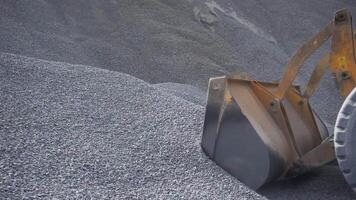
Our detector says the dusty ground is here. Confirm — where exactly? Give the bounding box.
[1,0,356,199]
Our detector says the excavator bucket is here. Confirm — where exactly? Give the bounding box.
[201,76,331,189]
[201,9,356,190]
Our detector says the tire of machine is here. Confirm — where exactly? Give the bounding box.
[334,87,356,192]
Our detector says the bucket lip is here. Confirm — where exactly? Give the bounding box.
[208,76,227,82]
[208,75,304,93]
[223,75,303,91]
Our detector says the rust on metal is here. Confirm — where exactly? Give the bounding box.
[330,9,356,97]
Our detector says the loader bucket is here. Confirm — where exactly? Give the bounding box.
[201,9,356,192]
[201,75,331,189]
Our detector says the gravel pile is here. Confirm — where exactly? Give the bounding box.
[2,0,356,199]
[0,53,264,199]
[1,0,356,125]
[153,83,206,106]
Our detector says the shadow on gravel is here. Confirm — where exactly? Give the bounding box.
[258,165,356,200]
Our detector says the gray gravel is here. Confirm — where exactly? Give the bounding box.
[153,83,206,106]
[2,0,356,199]
[1,0,356,126]
[0,53,264,199]
[260,164,356,199]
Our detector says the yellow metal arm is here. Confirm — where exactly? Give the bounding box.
[275,9,356,101]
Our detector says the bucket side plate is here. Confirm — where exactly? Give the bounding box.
[201,77,287,189]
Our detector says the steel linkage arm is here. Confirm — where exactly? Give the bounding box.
[274,9,356,101]
[330,9,356,97]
